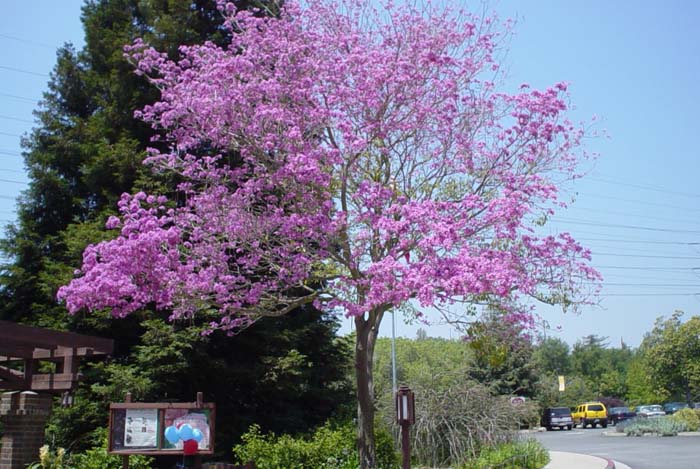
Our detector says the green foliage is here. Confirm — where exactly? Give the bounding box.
[531,333,635,407]
[408,383,539,467]
[625,354,668,406]
[531,338,570,375]
[533,372,595,410]
[69,446,153,469]
[465,312,537,396]
[623,416,688,436]
[27,435,152,469]
[466,439,550,469]
[232,421,398,469]
[1,0,353,456]
[47,309,353,455]
[374,336,470,397]
[670,408,700,432]
[640,312,700,404]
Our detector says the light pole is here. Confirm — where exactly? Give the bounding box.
[395,384,415,469]
[391,310,397,394]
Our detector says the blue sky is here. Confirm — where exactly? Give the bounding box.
[1,1,699,347]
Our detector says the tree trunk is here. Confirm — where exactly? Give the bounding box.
[355,311,382,469]
[685,384,693,408]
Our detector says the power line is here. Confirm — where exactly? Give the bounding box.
[552,218,700,234]
[0,115,32,124]
[0,168,25,174]
[0,195,16,201]
[586,244,697,257]
[0,150,22,157]
[0,34,55,49]
[0,65,49,78]
[593,252,700,260]
[603,273,699,282]
[0,131,22,138]
[0,178,26,185]
[601,293,700,297]
[584,175,700,199]
[568,191,700,213]
[601,283,700,287]
[0,92,39,103]
[578,237,698,246]
[596,265,700,271]
[567,205,700,225]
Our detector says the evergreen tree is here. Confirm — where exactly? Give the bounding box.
[0,0,352,458]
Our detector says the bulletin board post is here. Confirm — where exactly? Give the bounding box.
[108,392,216,469]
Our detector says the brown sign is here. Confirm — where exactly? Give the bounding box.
[108,393,216,456]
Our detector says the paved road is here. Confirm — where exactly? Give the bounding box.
[533,427,700,469]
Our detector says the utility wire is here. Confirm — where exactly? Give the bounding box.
[0,92,39,103]
[600,283,700,287]
[567,191,700,213]
[0,115,32,124]
[0,150,22,157]
[0,131,22,138]
[596,266,700,271]
[0,34,55,49]
[566,205,700,225]
[602,293,700,297]
[583,175,700,199]
[552,218,700,234]
[593,252,700,260]
[0,65,49,78]
[0,178,26,185]
[578,237,699,246]
[586,244,696,257]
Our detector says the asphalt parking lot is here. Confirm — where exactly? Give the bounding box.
[533,426,700,469]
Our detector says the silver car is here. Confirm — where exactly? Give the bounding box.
[637,405,666,418]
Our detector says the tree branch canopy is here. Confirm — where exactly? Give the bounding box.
[58,0,600,331]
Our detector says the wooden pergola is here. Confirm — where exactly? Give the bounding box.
[0,320,114,393]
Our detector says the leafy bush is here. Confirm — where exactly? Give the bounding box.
[465,439,550,469]
[623,416,688,436]
[407,384,536,467]
[27,442,152,469]
[670,408,700,432]
[232,421,398,469]
[69,446,153,469]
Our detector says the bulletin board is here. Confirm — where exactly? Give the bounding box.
[108,399,216,455]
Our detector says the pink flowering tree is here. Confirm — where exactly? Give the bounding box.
[58,1,600,466]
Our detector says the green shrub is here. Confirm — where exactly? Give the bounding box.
[69,446,153,469]
[465,439,549,469]
[670,408,700,432]
[232,421,398,469]
[623,416,688,436]
[26,442,152,469]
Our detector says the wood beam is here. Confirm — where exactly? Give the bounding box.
[30,373,80,391]
[0,321,114,353]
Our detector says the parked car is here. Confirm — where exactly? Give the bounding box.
[608,406,636,425]
[663,402,689,414]
[572,402,608,428]
[636,405,666,418]
[542,407,574,431]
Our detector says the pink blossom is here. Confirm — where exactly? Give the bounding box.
[60,0,599,331]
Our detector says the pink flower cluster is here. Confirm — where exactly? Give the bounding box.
[58,0,600,330]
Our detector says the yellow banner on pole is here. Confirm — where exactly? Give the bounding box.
[558,375,565,392]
